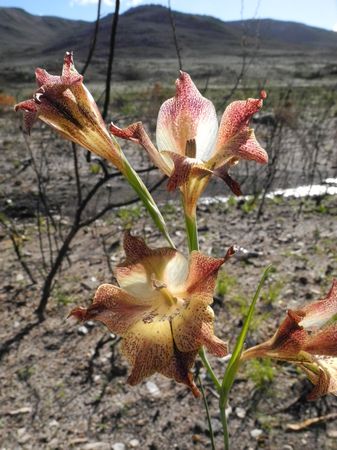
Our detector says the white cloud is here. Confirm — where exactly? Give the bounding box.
[70,0,114,7]
[126,0,146,6]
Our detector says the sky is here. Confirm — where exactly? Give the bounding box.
[1,0,337,32]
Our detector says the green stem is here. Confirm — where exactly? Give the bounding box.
[182,195,220,447]
[198,375,216,450]
[220,403,229,450]
[219,265,273,450]
[120,153,175,248]
[199,347,221,392]
[183,204,199,251]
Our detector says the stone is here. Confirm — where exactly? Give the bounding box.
[112,444,125,450]
[83,443,111,450]
[235,407,246,419]
[250,429,263,439]
[77,325,89,335]
[146,381,160,396]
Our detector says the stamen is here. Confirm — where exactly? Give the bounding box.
[151,273,167,290]
[185,138,196,158]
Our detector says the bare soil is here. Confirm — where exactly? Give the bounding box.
[1,93,337,450]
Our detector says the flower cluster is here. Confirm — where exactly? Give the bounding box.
[16,53,336,402]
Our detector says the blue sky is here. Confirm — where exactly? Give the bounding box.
[1,0,337,31]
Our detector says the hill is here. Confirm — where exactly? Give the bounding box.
[1,5,337,63]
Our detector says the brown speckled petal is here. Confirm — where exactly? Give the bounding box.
[121,320,173,385]
[160,347,200,397]
[172,297,227,357]
[69,283,151,335]
[184,250,234,297]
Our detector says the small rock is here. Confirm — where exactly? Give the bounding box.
[225,405,232,418]
[83,443,110,450]
[16,273,24,282]
[327,429,337,438]
[48,438,60,448]
[112,443,125,450]
[48,419,59,428]
[77,326,89,336]
[282,445,294,450]
[86,321,95,328]
[17,427,26,437]
[235,407,246,419]
[146,381,160,396]
[18,432,31,444]
[129,439,140,447]
[250,429,263,439]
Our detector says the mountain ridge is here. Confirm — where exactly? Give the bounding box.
[1,4,337,63]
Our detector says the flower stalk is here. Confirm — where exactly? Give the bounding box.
[119,150,175,248]
[219,265,273,450]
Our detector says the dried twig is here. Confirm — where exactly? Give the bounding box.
[81,0,102,76]
[102,0,120,120]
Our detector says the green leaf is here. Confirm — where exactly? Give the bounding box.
[221,265,273,399]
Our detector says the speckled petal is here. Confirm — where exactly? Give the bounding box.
[162,151,212,192]
[121,320,173,385]
[209,93,267,167]
[241,310,309,361]
[299,279,337,330]
[15,52,122,170]
[184,249,234,297]
[304,324,337,356]
[14,99,39,134]
[69,283,151,335]
[301,356,337,399]
[110,121,171,176]
[160,348,200,397]
[172,297,227,356]
[156,71,218,160]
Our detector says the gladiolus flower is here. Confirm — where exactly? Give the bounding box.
[242,280,337,399]
[110,72,268,217]
[69,232,234,396]
[15,52,123,171]
[14,52,174,247]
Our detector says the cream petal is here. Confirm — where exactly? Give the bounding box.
[121,319,173,385]
[163,251,189,291]
[116,232,184,300]
[115,264,159,302]
[156,71,218,161]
